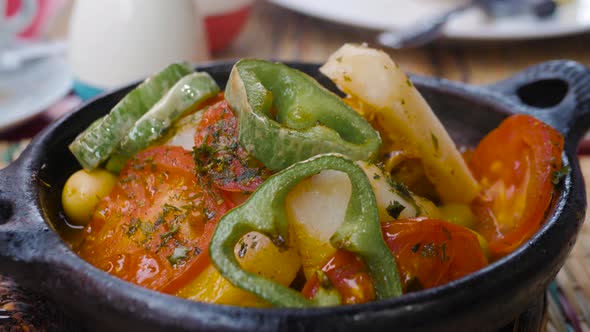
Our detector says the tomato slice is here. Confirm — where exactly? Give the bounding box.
[194,100,271,192]
[382,218,488,292]
[76,146,234,293]
[302,250,375,305]
[469,115,564,258]
[302,219,487,301]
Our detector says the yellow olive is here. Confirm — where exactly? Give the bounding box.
[62,169,117,226]
[176,232,301,306]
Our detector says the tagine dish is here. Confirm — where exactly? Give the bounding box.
[59,44,565,308]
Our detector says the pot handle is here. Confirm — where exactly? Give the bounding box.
[487,60,590,147]
[0,161,57,281]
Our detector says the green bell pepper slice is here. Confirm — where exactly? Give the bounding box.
[105,72,220,173]
[209,154,402,307]
[224,59,382,171]
[69,63,193,170]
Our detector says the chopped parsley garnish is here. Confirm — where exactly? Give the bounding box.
[420,242,438,258]
[154,214,165,227]
[552,165,570,185]
[126,218,140,237]
[238,239,248,258]
[160,225,179,241]
[389,180,412,200]
[180,204,195,211]
[204,208,217,220]
[139,221,155,234]
[163,203,182,214]
[386,175,422,216]
[167,246,190,266]
[386,201,405,219]
[192,137,215,174]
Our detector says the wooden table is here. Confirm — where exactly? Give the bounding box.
[48,0,590,84]
[2,1,590,331]
[215,1,590,85]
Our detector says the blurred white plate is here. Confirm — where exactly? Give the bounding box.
[0,56,72,131]
[269,0,590,40]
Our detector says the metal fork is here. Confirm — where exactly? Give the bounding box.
[377,0,557,49]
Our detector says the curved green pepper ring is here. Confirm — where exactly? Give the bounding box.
[224,59,382,171]
[209,154,402,307]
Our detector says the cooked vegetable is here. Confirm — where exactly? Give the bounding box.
[438,203,478,229]
[176,232,301,306]
[76,146,234,292]
[162,110,204,150]
[359,162,440,220]
[161,93,226,150]
[193,100,271,192]
[285,169,352,279]
[286,161,438,279]
[303,218,488,301]
[469,114,564,258]
[320,43,479,204]
[106,72,220,172]
[302,250,375,305]
[209,154,401,307]
[382,219,488,292]
[61,169,117,225]
[62,45,565,309]
[69,63,193,170]
[225,59,381,171]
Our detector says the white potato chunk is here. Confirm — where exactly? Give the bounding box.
[357,161,439,221]
[285,163,438,278]
[285,170,350,278]
[320,43,479,203]
[163,111,203,150]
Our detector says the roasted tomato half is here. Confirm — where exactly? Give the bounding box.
[77,146,234,293]
[469,115,564,258]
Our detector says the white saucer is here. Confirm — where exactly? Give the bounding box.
[269,0,590,40]
[0,55,72,131]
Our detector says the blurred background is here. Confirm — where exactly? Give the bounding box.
[2,0,590,140]
[1,0,590,331]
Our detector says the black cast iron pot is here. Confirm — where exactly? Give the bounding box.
[1,60,590,332]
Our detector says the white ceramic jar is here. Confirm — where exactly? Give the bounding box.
[68,0,208,98]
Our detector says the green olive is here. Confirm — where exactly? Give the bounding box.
[62,169,117,226]
[438,203,490,260]
[438,203,477,230]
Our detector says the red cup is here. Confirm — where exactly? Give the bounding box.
[5,0,65,39]
[199,0,254,52]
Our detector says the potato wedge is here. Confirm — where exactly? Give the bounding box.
[320,44,479,203]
